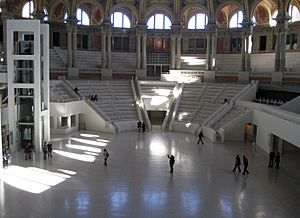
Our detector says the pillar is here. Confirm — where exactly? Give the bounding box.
[107,32,112,68]
[142,34,147,69]
[206,34,211,70]
[136,34,141,69]
[171,36,176,69]
[274,30,281,72]
[241,33,246,71]
[72,27,77,67]
[67,27,73,67]
[176,37,181,69]
[101,32,107,68]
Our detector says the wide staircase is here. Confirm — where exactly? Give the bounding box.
[70,80,138,122]
[50,81,79,102]
[211,106,250,130]
[175,83,246,126]
[50,48,66,69]
[176,83,204,122]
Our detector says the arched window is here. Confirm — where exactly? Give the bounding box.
[43,9,48,21]
[188,13,208,29]
[252,16,256,26]
[147,14,172,29]
[111,12,130,28]
[77,8,89,25]
[64,8,90,25]
[289,5,300,22]
[270,10,278,26]
[229,11,243,28]
[22,1,34,18]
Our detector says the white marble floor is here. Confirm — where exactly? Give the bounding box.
[1,130,299,218]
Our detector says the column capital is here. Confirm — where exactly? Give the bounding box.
[274,14,290,32]
[136,23,147,34]
[171,24,182,35]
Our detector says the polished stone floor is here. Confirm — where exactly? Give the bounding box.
[1,130,300,218]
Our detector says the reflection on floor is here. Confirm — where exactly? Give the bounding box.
[1,131,300,218]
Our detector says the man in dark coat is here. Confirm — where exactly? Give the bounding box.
[275,152,280,169]
[232,154,241,172]
[268,151,275,168]
[167,155,175,173]
[242,155,250,175]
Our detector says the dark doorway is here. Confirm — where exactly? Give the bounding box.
[53,32,60,47]
[259,35,267,51]
[147,111,166,130]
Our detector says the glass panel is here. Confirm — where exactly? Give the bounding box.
[164,16,172,29]
[270,11,278,26]
[237,11,243,27]
[81,11,89,25]
[291,5,300,22]
[77,9,82,24]
[123,15,130,28]
[229,13,237,28]
[114,12,123,28]
[14,60,34,83]
[16,95,34,123]
[147,16,155,29]
[155,14,164,29]
[188,16,196,29]
[196,14,206,29]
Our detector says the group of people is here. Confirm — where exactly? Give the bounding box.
[232,154,250,175]
[2,146,10,167]
[137,121,146,132]
[268,151,280,169]
[42,141,53,160]
[24,142,33,160]
[89,94,98,101]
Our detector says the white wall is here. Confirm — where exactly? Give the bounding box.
[252,109,300,153]
[171,121,198,134]
[216,54,241,71]
[221,111,253,141]
[142,97,171,111]
[79,102,115,133]
[280,96,300,114]
[50,101,84,117]
[251,53,275,72]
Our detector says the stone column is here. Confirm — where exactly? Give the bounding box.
[176,37,181,69]
[170,36,176,69]
[67,26,73,68]
[72,27,77,67]
[241,33,246,71]
[206,33,212,70]
[136,34,141,69]
[142,34,147,69]
[211,33,217,69]
[107,32,112,68]
[274,30,281,72]
[101,32,107,68]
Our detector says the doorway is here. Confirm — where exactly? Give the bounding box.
[147,110,166,130]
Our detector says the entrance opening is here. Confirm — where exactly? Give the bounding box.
[147,110,166,130]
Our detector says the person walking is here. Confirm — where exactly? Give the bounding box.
[42,142,48,160]
[275,152,280,169]
[242,155,250,175]
[142,122,146,133]
[197,131,204,144]
[268,151,275,168]
[103,149,109,166]
[47,142,53,158]
[232,154,241,173]
[167,155,175,173]
[24,142,31,160]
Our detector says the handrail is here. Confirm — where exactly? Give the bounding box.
[63,79,118,132]
[169,83,184,130]
[136,78,152,130]
[131,78,142,121]
[203,102,233,127]
[161,82,183,131]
